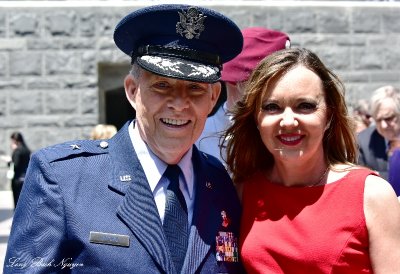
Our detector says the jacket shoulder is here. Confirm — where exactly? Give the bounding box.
[198,150,227,172]
[35,139,110,163]
[358,126,376,139]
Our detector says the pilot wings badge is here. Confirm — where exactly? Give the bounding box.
[176,7,207,40]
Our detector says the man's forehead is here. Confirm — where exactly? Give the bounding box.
[375,100,398,115]
[375,107,398,120]
[139,69,212,86]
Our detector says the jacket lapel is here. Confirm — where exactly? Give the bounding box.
[181,147,220,274]
[108,122,175,274]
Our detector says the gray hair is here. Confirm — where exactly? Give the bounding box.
[129,62,142,79]
[370,85,400,118]
[354,99,370,115]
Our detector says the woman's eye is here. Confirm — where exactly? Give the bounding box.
[298,102,317,111]
[261,103,280,113]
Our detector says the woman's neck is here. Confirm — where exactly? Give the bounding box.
[267,159,330,187]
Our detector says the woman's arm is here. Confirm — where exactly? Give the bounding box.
[364,175,400,274]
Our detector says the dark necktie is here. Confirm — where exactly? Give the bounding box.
[163,165,188,273]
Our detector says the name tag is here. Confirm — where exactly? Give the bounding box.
[89,231,130,247]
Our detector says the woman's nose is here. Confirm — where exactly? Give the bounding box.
[280,108,299,127]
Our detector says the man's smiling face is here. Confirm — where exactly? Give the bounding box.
[124,68,220,164]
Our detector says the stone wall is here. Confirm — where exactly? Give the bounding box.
[1,1,400,187]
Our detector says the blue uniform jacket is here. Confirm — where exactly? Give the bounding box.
[4,122,244,274]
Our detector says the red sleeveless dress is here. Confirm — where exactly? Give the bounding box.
[240,168,375,274]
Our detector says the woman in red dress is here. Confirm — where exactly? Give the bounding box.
[225,48,400,273]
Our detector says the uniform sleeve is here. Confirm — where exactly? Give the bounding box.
[3,150,67,274]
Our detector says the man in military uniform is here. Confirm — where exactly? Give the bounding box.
[4,4,244,274]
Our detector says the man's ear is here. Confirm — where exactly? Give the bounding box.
[124,74,137,109]
[209,81,222,114]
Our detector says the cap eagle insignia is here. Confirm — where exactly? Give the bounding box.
[176,7,207,39]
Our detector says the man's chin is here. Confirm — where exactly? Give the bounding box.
[159,138,192,151]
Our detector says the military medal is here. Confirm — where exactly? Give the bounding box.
[221,210,230,228]
[215,211,238,262]
[216,231,239,262]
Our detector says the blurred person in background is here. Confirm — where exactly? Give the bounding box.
[358,85,400,179]
[90,124,117,140]
[352,99,372,134]
[388,140,400,196]
[0,132,31,208]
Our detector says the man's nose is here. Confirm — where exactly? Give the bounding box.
[168,92,190,111]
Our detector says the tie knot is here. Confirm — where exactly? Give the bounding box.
[164,165,181,185]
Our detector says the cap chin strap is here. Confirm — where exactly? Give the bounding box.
[131,45,221,67]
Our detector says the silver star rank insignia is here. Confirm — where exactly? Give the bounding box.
[70,144,81,150]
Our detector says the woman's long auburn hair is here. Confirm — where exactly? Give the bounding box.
[224,48,358,183]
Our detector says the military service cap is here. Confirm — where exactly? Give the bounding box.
[114,4,243,83]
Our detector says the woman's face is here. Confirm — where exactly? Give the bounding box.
[256,65,329,164]
[10,139,18,151]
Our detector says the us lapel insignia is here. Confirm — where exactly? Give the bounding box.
[120,175,132,182]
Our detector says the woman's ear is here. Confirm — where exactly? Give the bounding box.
[124,74,138,108]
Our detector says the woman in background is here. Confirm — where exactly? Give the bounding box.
[225,48,400,273]
[9,132,31,208]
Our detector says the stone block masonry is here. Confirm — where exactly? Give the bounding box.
[0,1,400,188]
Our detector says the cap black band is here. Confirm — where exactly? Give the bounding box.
[133,45,221,66]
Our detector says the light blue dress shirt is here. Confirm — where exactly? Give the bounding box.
[129,121,195,225]
[196,103,232,164]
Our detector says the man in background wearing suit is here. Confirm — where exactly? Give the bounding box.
[358,85,400,180]
[4,4,244,274]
